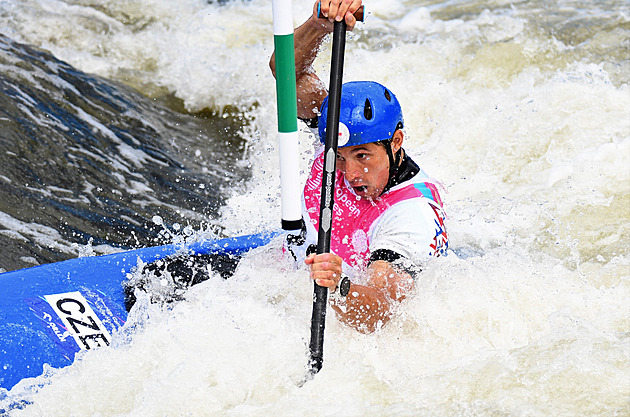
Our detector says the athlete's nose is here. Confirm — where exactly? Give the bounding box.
[343,159,363,183]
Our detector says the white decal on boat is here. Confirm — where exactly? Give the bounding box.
[44,292,112,350]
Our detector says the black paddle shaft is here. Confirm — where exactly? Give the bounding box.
[308,19,347,376]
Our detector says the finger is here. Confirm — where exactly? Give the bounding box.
[304,253,316,265]
[344,1,363,27]
[312,271,342,290]
[315,278,336,289]
[311,269,338,280]
[312,272,338,289]
[318,0,331,18]
[314,252,342,264]
[312,260,342,276]
[328,1,340,22]
[309,260,341,276]
[344,11,356,28]
[310,261,341,276]
[336,0,354,22]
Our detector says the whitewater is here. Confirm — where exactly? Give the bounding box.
[0,0,628,415]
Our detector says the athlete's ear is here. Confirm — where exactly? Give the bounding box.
[391,130,404,153]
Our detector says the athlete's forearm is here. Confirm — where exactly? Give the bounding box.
[292,16,329,76]
[269,15,327,76]
[269,14,329,119]
[331,284,394,334]
[331,261,414,333]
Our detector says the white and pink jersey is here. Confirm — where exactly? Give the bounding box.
[292,149,449,279]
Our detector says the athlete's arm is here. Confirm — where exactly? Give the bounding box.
[269,0,363,119]
[305,253,414,334]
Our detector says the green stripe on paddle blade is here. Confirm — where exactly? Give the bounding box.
[274,34,298,133]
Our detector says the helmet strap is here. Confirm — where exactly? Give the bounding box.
[382,139,403,194]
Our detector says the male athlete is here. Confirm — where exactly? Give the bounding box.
[270,0,448,333]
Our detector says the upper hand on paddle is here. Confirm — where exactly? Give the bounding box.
[313,0,363,29]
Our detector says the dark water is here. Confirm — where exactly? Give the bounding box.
[0,35,250,272]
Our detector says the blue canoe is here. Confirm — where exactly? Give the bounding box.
[0,231,279,391]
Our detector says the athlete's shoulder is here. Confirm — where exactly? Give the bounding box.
[368,198,441,262]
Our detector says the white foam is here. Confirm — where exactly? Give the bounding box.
[1,0,628,415]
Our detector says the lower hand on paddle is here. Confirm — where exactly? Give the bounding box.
[305,252,344,291]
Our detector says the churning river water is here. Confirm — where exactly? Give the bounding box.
[0,0,629,415]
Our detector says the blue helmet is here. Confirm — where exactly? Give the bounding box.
[318,81,404,147]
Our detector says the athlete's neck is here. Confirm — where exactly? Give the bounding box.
[383,150,419,193]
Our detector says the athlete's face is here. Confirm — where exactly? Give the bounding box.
[336,132,403,200]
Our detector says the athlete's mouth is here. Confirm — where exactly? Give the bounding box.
[353,185,368,194]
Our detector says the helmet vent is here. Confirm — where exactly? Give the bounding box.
[364,98,373,120]
[384,89,392,101]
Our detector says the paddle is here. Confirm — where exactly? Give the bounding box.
[271,0,302,232]
[307,17,349,376]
